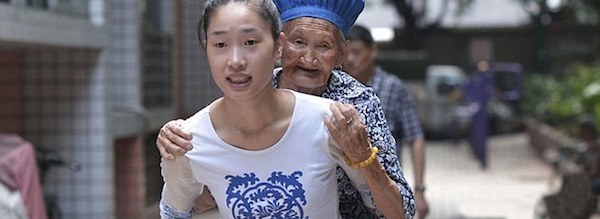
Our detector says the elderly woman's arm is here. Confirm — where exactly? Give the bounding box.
[359,158,408,219]
[156,119,193,160]
[325,101,415,219]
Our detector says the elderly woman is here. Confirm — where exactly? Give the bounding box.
[157,0,415,218]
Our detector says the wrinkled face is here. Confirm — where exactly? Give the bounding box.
[280,17,345,93]
[205,3,281,99]
[343,40,376,82]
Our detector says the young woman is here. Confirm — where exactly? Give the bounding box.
[159,1,374,218]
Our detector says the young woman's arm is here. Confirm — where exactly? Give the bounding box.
[160,155,204,219]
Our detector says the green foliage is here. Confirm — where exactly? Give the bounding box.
[522,63,600,137]
[568,0,600,25]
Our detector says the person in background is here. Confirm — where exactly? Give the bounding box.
[344,24,429,219]
[463,61,494,169]
[156,0,415,218]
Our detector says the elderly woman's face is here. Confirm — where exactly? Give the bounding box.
[280,17,344,93]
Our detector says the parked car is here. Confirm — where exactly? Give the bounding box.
[421,65,471,139]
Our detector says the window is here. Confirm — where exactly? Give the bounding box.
[27,0,48,9]
[141,0,173,108]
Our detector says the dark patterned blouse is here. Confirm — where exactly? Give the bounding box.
[273,68,415,219]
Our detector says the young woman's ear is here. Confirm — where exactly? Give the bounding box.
[201,40,207,50]
[275,32,285,59]
[280,32,287,41]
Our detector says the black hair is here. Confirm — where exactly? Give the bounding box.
[348,24,374,47]
[197,0,281,49]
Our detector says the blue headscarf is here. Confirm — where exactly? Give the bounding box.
[273,0,365,38]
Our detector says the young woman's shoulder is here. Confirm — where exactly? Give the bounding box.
[291,90,333,106]
[182,98,221,130]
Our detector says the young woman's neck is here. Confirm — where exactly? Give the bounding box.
[218,87,292,131]
[210,87,295,151]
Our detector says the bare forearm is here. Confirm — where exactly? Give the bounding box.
[360,161,406,219]
[410,137,426,188]
[410,137,429,219]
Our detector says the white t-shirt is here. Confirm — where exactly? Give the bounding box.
[160,90,370,219]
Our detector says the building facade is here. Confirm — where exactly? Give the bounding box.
[0,0,219,218]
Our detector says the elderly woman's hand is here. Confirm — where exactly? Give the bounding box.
[156,119,193,160]
[324,102,374,163]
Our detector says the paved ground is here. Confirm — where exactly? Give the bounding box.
[194,132,557,219]
[402,133,554,219]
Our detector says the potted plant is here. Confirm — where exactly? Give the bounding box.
[522,63,600,155]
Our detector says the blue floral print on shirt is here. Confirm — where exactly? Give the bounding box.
[225,171,307,219]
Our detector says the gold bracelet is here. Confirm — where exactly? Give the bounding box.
[344,146,379,169]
